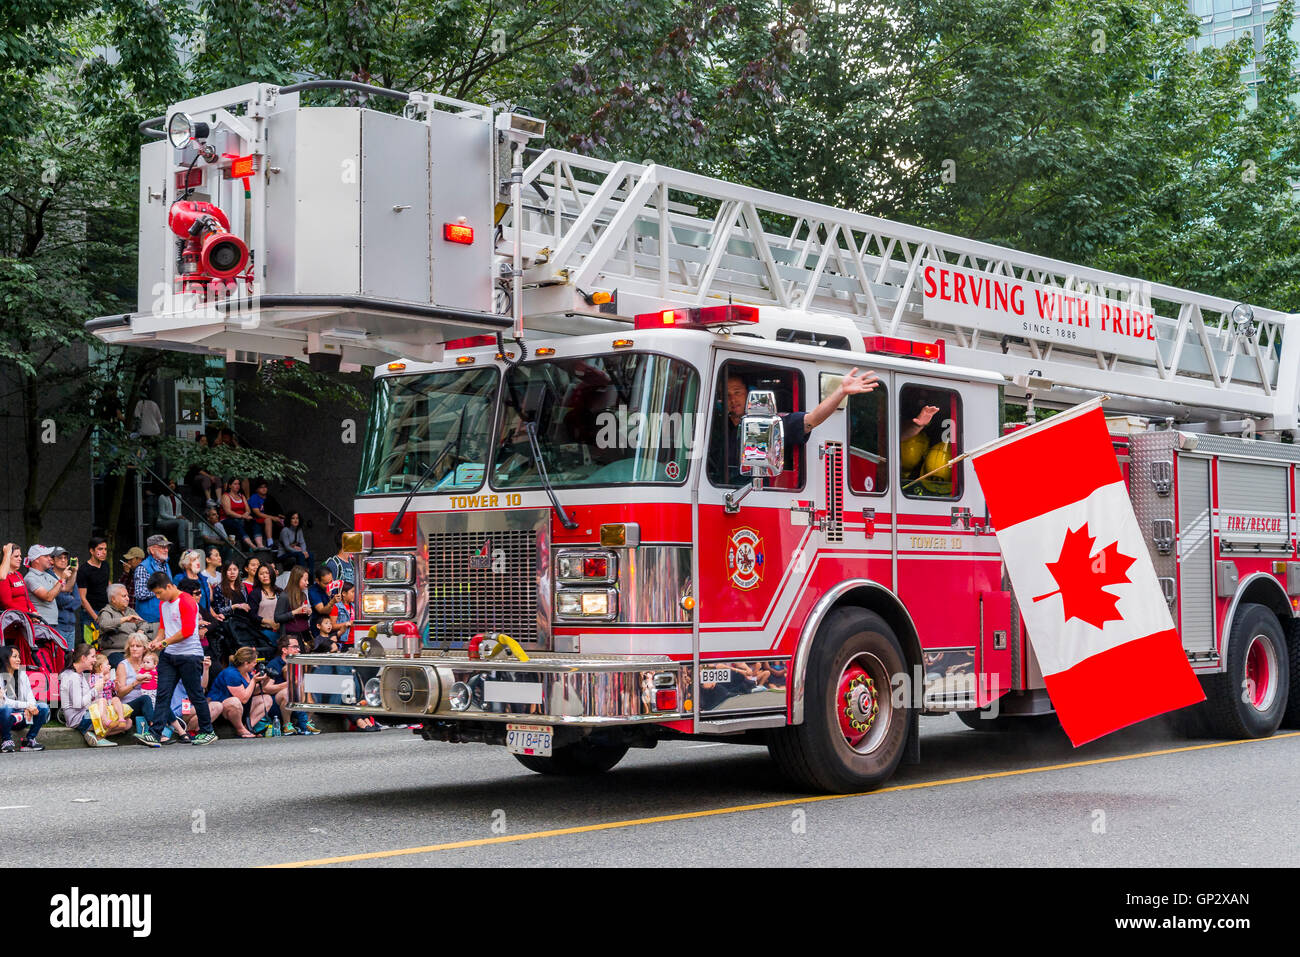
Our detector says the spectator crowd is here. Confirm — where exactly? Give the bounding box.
[0,474,380,751]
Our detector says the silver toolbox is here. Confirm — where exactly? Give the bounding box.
[261,105,492,310]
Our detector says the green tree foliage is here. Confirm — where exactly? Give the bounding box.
[4,0,1300,545]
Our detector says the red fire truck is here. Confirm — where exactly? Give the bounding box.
[93,82,1300,792]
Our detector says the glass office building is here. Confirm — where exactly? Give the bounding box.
[1189,0,1299,104]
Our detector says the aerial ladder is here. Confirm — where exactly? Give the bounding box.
[91,80,1300,436]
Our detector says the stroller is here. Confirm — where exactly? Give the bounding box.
[1,609,69,704]
[206,608,276,676]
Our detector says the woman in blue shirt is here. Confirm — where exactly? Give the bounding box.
[207,646,272,738]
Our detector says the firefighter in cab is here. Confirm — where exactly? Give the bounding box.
[900,394,954,496]
[710,367,880,485]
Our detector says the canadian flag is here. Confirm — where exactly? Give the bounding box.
[971,404,1204,746]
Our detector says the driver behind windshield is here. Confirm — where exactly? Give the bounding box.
[710,367,879,485]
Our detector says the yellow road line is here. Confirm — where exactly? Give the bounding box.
[265,731,1300,867]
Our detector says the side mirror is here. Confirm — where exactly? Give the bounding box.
[739,390,784,479]
[726,390,783,513]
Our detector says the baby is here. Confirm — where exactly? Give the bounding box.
[140,652,159,705]
[91,654,132,736]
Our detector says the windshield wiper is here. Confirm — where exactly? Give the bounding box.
[525,420,578,530]
[389,406,467,534]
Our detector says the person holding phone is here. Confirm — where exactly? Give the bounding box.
[49,549,80,648]
[274,566,314,647]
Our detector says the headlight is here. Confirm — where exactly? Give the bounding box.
[555,588,617,620]
[555,550,616,583]
[361,590,412,617]
[364,677,383,708]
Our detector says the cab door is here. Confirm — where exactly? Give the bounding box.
[836,369,897,593]
[892,376,999,705]
[696,352,822,661]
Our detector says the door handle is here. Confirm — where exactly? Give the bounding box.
[789,501,819,528]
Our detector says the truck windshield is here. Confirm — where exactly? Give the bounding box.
[357,367,498,496]
[493,352,699,489]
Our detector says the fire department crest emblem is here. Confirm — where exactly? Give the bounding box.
[468,538,492,571]
[726,527,764,590]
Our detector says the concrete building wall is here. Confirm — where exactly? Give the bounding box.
[233,370,375,563]
[0,344,94,552]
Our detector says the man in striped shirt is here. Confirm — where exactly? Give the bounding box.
[140,571,216,747]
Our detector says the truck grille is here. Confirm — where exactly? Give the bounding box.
[427,529,539,645]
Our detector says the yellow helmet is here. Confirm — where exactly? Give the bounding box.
[900,434,929,472]
[921,442,953,494]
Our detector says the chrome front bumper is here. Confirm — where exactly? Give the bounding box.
[286,652,689,726]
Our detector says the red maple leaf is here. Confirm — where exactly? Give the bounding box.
[1032,523,1136,630]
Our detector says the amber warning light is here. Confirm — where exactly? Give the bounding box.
[634,304,759,330]
[443,223,474,244]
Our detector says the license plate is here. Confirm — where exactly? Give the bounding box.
[506,723,552,757]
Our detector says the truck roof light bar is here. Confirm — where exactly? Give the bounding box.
[634,304,760,330]
[863,336,946,363]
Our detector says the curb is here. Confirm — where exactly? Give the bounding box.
[19,712,354,751]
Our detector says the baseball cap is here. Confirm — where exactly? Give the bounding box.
[121,547,145,562]
[146,534,172,548]
[49,546,68,558]
[25,545,53,562]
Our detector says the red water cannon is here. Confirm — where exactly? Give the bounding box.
[168,200,249,282]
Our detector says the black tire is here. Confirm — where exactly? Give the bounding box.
[513,739,628,776]
[767,607,910,793]
[1199,603,1289,739]
[955,708,1059,733]
[1283,619,1300,730]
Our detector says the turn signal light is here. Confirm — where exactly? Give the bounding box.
[341,531,371,553]
[583,556,608,578]
[599,523,640,547]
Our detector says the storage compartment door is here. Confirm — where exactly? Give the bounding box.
[362,110,431,304]
[977,590,1013,707]
[1177,455,1214,654]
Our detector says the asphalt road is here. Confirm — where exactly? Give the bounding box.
[3,715,1298,867]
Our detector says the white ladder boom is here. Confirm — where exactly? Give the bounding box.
[509,150,1300,430]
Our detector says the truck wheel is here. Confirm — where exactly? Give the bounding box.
[768,607,909,793]
[513,739,628,776]
[1200,603,1289,739]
